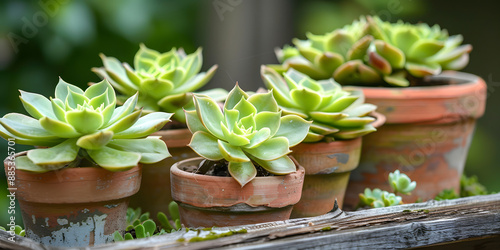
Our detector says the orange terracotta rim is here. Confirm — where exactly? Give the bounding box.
[370,111,386,129]
[350,71,487,124]
[170,157,305,208]
[152,128,192,148]
[6,152,142,204]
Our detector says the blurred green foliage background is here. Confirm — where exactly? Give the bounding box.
[0,0,499,227]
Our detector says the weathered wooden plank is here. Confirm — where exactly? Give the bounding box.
[1,193,499,249]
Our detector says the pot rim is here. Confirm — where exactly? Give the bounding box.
[152,128,191,148]
[6,151,142,203]
[170,156,305,208]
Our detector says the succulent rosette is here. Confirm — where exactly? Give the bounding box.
[389,170,417,195]
[185,85,311,186]
[261,66,377,142]
[93,44,226,122]
[271,16,472,87]
[359,188,402,208]
[0,79,172,172]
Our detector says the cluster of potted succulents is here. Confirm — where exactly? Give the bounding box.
[0,15,488,248]
[0,79,172,247]
[271,16,486,208]
[261,66,384,217]
[93,44,227,218]
[171,85,311,227]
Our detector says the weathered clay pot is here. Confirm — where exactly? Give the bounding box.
[290,112,385,218]
[129,128,198,218]
[343,71,487,209]
[4,152,141,247]
[170,157,305,227]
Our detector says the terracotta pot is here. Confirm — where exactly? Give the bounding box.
[129,128,198,219]
[170,157,305,227]
[343,71,487,209]
[5,152,141,247]
[290,112,385,218]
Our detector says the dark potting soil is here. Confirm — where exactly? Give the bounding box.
[181,159,275,177]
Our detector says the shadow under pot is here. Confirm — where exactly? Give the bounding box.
[5,152,141,247]
[343,71,487,209]
[170,157,305,228]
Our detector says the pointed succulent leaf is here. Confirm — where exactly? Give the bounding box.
[218,140,250,162]
[347,35,373,60]
[170,65,218,95]
[85,79,115,103]
[76,131,114,150]
[27,139,79,165]
[134,44,160,70]
[314,52,344,73]
[290,88,322,112]
[87,146,141,171]
[40,116,80,138]
[333,60,382,84]
[113,112,172,139]
[65,109,103,134]
[252,155,296,175]
[188,131,224,161]
[309,112,348,125]
[65,89,90,110]
[334,124,376,140]
[406,62,442,77]
[309,121,339,136]
[368,51,392,75]
[247,92,279,113]
[181,47,203,81]
[233,97,257,118]
[254,111,281,137]
[0,114,58,140]
[229,161,257,187]
[55,78,84,101]
[15,155,54,173]
[243,137,290,161]
[373,40,405,69]
[194,95,225,138]
[321,95,359,112]
[383,72,410,87]
[296,46,322,63]
[19,91,56,120]
[224,84,249,110]
[325,30,355,56]
[245,128,271,149]
[407,39,444,59]
[140,78,174,100]
[50,98,66,122]
[107,93,138,126]
[0,125,62,146]
[104,109,142,133]
[333,117,375,127]
[221,122,250,146]
[392,28,420,54]
[185,109,208,134]
[274,115,311,147]
[344,104,377,117]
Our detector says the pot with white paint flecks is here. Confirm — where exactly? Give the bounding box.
[5,152,141,247]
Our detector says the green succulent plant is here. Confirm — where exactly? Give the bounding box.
[389,170,417,195]
[261,66,377,142]
[359,188,402,208]
[93,44,226,123]
[186,85,311,186]
[358,170,415,208]
[114,202,182,241]
[271,16,472,87]
[0,78,172,172]
[0,225,25,237]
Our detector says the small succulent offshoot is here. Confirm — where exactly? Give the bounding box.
[186,84,311,187]
[0,79,172,172]
[113,201,182,241]
[93,44,227,123]
[261,66,377,142]
[271,16,471,87]
[0,225,25,237]
[359,170,416,208]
